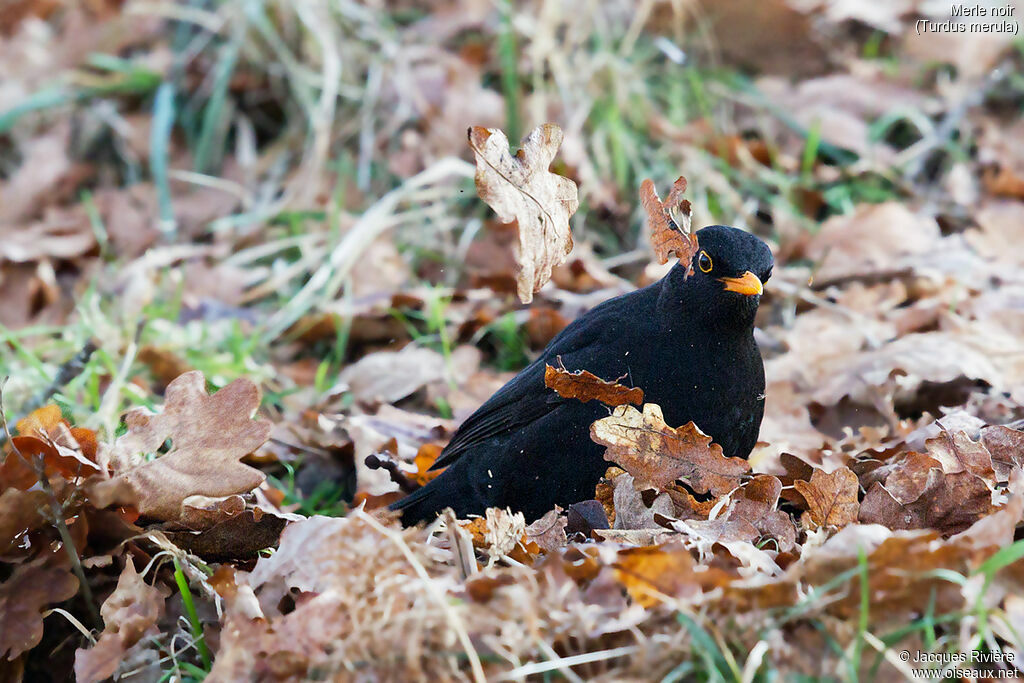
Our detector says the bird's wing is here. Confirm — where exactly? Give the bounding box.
[429,317,606,470]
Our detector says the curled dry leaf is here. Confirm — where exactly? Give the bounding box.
[1,404,100,489]
[925,429,996,485]
[859,469,995,536]
[74,560,165,683]
[730,475,798,552]
[524,507,567,553]
[794,466,860,531]
[0,549,79,660]
[544,363,643,407]
[639,177,698,267]
[981,425,1024,481]
[590,403,749,496]
[89,371,270,521]
[468,124,579,303]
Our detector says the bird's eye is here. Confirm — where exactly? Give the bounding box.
[697,251,713,273]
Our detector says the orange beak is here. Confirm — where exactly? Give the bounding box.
[718,271,763,296]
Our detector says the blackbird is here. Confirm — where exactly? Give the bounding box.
[393,225,773,525]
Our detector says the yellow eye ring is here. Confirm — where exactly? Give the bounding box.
[697,251,713,273]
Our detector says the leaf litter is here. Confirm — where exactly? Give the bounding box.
[2,0,1024,680]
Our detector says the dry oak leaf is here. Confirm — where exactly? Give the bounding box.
[544,363,643,407]
[89,371,270,521]
[0,549,79,659]
[468,124,579,303]
[640,177,699,267]
[794,466,860,531]
[590,403,749,495]
[925,429,996,485]
[74,560,165,683]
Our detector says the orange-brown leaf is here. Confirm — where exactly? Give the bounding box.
[590,403,749,495]
[613,544,700,607]
[544,364,643,407]
[640,177,699,266]
[794,466,860,531]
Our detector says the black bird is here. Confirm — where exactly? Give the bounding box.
[393,225,773,524]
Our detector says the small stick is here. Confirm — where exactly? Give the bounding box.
[364,453,420,493]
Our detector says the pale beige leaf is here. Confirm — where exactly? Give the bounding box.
[468,124,579,303]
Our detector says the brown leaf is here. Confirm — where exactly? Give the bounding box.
[731,475,797,552]
[165,508,291,561]
[0,487,49,552]
[925,429,996,485]
[88,371,270,521]
[639,177,698,266]
[74,560,164,683]
[468,124,579,303]
[794,466,860,531]
[859,470,995,536]
[981,425,1024,482]
[544,364,643,407]
[0,549,79,659]
[590,403,749,495]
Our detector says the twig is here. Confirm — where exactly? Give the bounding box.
[0,377,102,630]
[364,453,419,493]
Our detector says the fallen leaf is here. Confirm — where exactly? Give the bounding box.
[468,124,579,303]
[74,560,164,683]
[925,429,996,485]
[339,345,447,405]
[730,475,798,552]
[524,507,567,553]
[88,371,270,521]
[794,466,860,531]
[590,403,749,495]
[0,487,48,552]
[411,443,444,485]
[859,470,995,536]
[639,177,699,266]
[982,425,1024,482]
[544,364,643,407]
[609,472,675,530]
[1,405,101,488]
[0,549,78,659]
[612,544,700,607]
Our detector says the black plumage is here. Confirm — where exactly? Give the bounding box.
[392,225,774,524]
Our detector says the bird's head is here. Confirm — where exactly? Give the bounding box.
[665,225,773,330]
